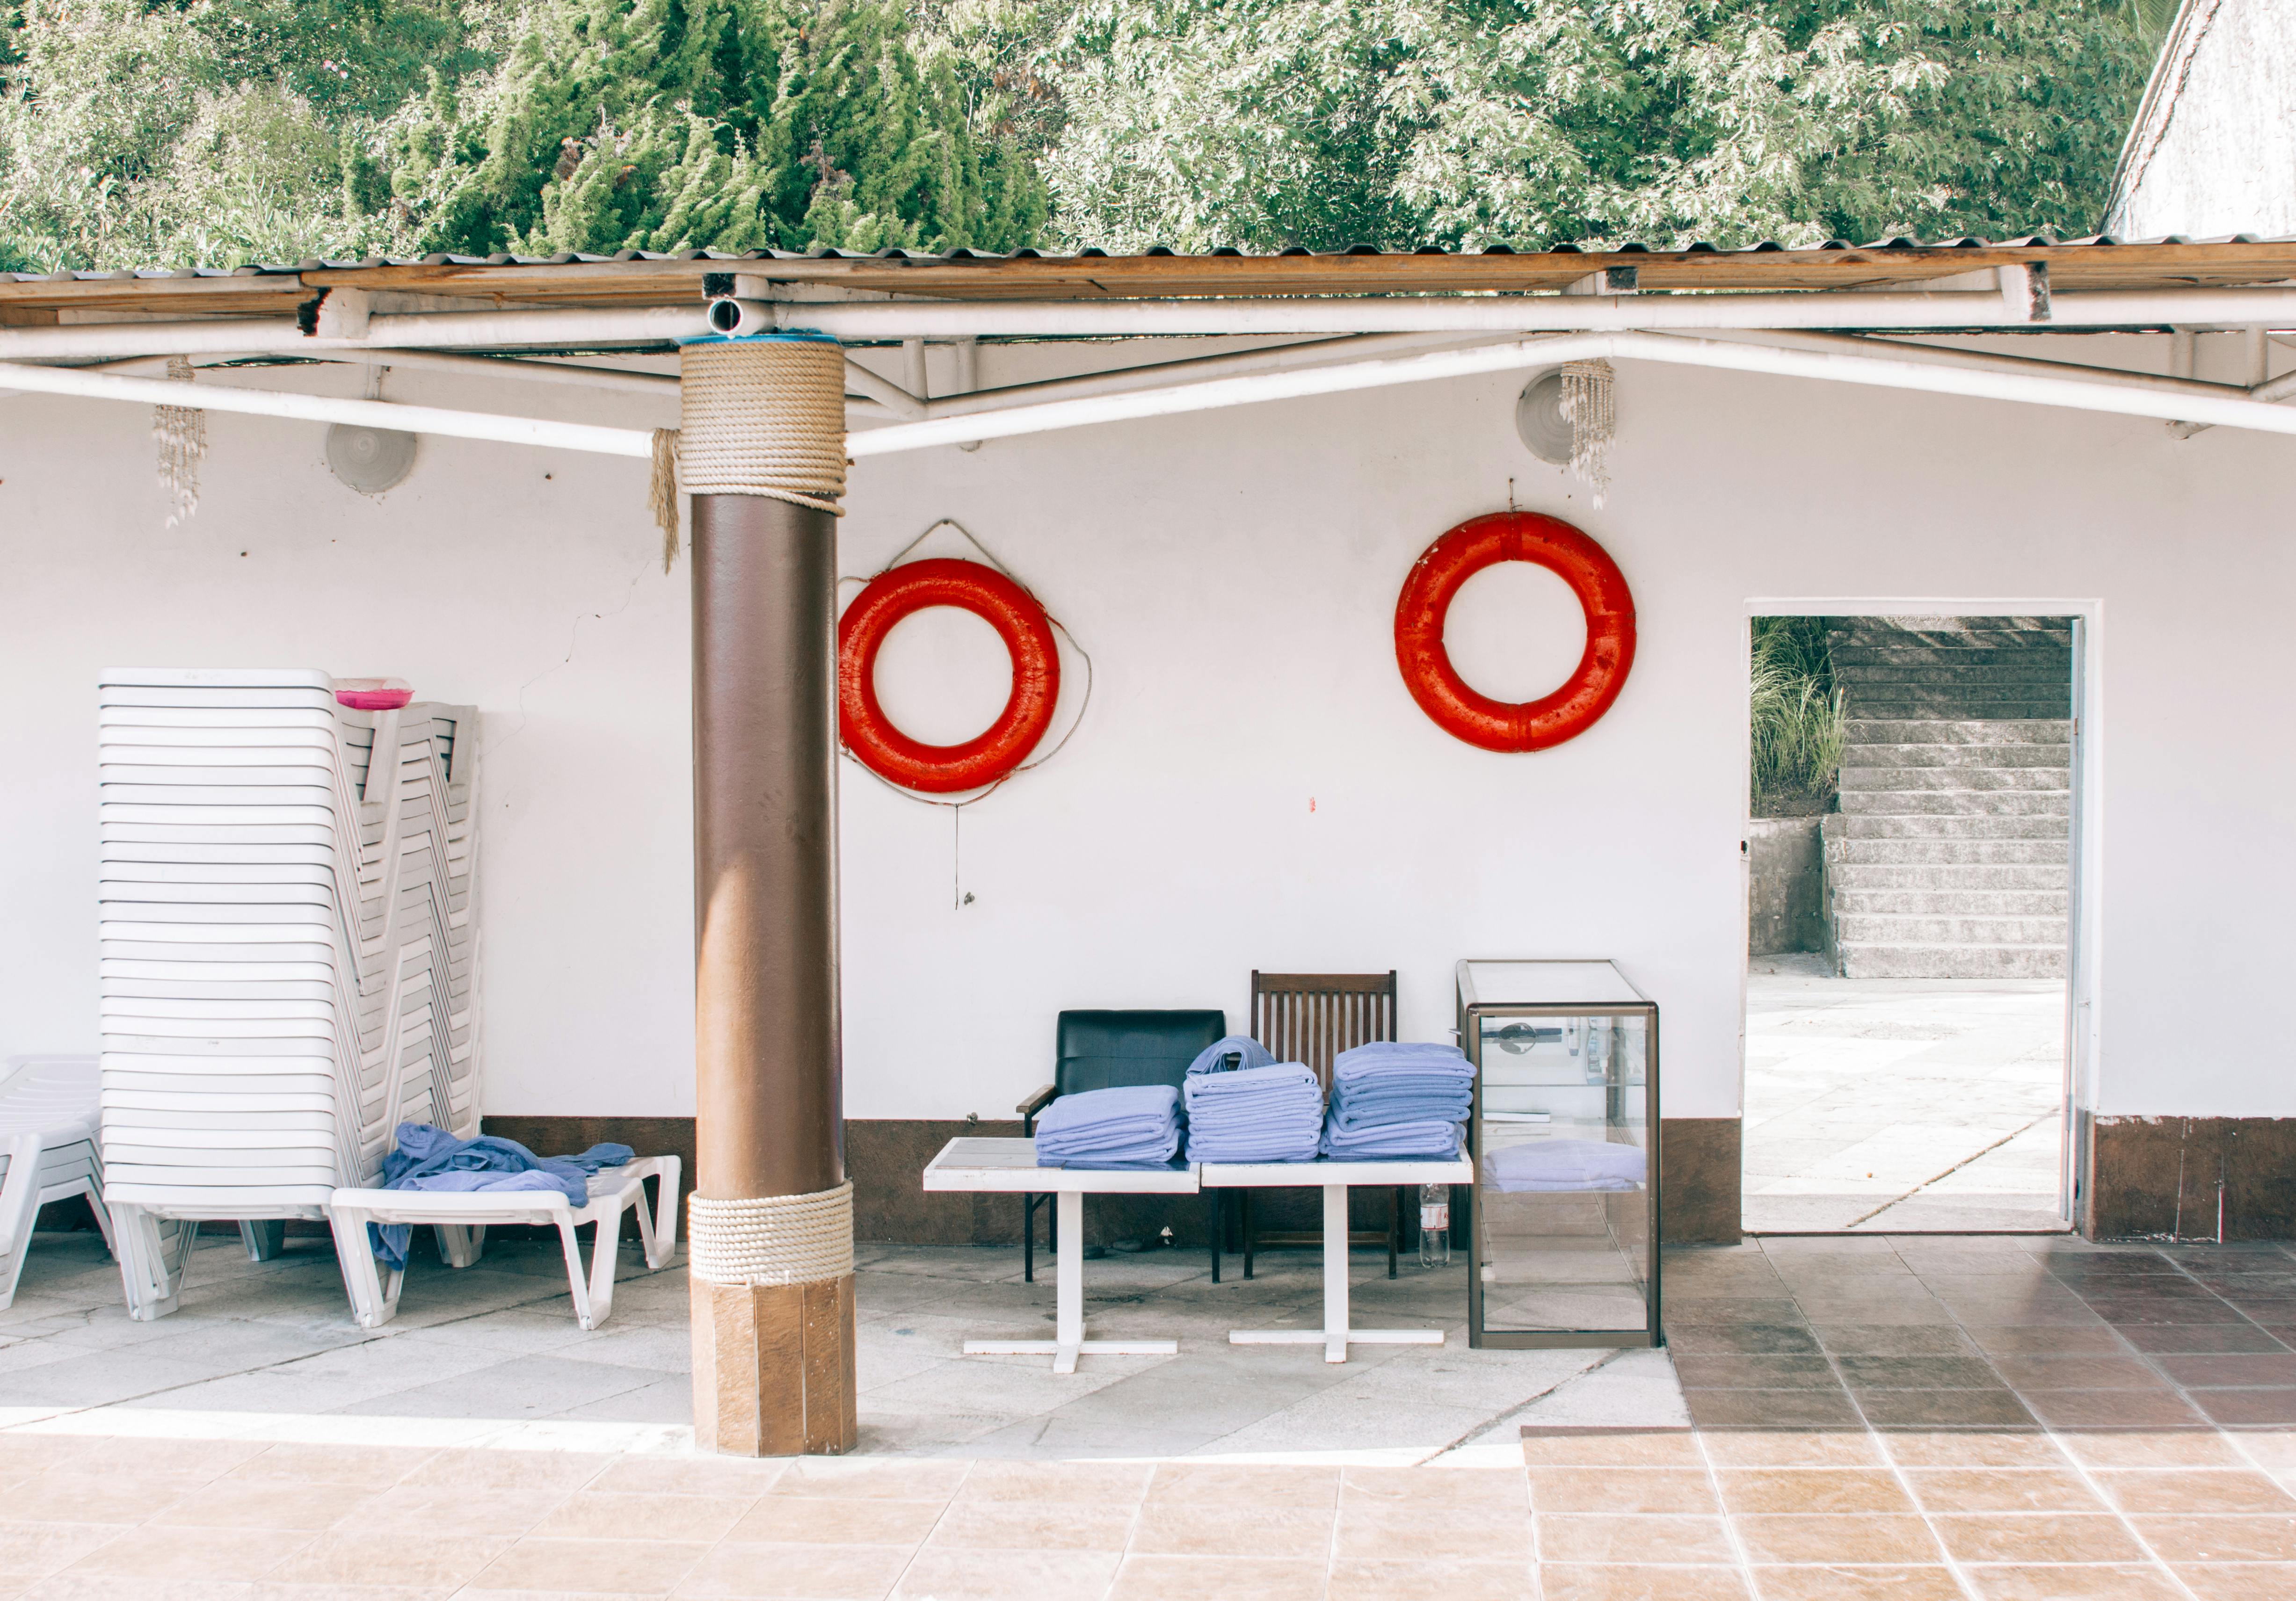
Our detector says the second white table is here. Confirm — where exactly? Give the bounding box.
[1201,1154,1474,1363]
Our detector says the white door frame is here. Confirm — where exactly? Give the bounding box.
[1741,597,2102,1229]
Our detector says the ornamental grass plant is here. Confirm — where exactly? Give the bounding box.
[1751,616,1844,817]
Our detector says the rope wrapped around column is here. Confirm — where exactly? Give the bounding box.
[678,333,848,516]
[688,1181,855,1287]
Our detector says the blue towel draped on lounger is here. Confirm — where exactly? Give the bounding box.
[369,1123,634,1270]
[1184,1061,1323,1163]
[1032,1084,1185,1169]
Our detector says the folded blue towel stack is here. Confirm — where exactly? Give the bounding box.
[1321,1042,1472,1160]
[372,1123,635,1269]
[1032,1084,1184,1169]
[1184,1055,1324,1162]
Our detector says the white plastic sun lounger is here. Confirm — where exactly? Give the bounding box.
[326,1155,680,1331]
[0,1056,110,1311]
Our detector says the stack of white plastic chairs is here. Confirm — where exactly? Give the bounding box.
[98,668,478,1318]
[0,1055,107,1311]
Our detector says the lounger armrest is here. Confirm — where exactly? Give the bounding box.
[1016,1083,1056,1128]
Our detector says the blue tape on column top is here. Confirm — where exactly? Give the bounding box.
[674,328,843,347]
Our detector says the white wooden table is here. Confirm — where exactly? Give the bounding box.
[1201,1154,1474,1363]
[923,1136,1198,1374]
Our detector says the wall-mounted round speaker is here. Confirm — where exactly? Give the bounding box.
[326,424,417,493]
[1515,369,1573,465]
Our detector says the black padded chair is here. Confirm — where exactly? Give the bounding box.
[1016,1008,1225,1283]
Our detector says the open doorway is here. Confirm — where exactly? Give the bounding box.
[1743,614,2078,1233]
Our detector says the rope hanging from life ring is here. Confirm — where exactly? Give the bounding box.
[1393,511,1636,752]
[837,557,1061,794]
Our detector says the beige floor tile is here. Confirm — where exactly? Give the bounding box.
[353,1485,573,1539]
[1326,1558,1534,1601]
[1105,1553,1329,1601]
[224,1444,437,1489]
[1537,1564,1751,1601]
[2095,1469,2296,1515]
[240,1585,465,1601]
[667,1541,911,1600]
[1522,1432,1701,1469]
[769,1462,969,1503]
[1695,1432,1882,1468]
[467,1536,709,1595]
[55,1523,317,1581]
[19,1579,263,1601]
[1961,1563,2184,1600]
[149,1478,378,1532]
[2172,1564,2296,1601]
[1988,1355,2168,1390]
[723,1499,943,1547]
[262,1531,509,1588]
[1337,1502,1531,1560]
[1534,1515,1732,1564]
[954,1460,1152,1506]
[395,1450,615,1495]
[2,1471,203,1524]
[1750,1567,1963,1601]
[1340,1467,1527,1510]
[1528,1470,1719,1515]
[2133,1514,2296,1563]
[887,1548,1119,1601]
[530,1492,757,1543]
[1882,1432,2065,1470]
[0,1436,94,1477]
[66,1438,271,1482]
[1903,1468,2108,1513]
[1930,1513,2150,1565]
[1146,1463,1342,1506]
[582,1458,787,1500]
[1127,1504,1337,1559]
[1729,1514,1941,1565]
[0,1523,129,1584]
[1714,1468,1913,1515]
[2057,1431,2248,1469]
[922,1500,1135,1552]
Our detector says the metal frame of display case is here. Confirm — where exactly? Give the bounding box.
[1459,959,1662,1350]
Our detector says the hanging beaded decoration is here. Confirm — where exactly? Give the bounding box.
[1560,358,1615,509]
[153,355,206,527]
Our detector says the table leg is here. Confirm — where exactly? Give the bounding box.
[1054,1190,1084,1373]
[1322,1183,1349,1364]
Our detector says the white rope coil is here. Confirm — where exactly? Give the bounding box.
[688,1181,855,1287]
[1561,358,1615,509]
[678,339,848,517]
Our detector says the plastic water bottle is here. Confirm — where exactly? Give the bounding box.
[1418,1184,1451,1268]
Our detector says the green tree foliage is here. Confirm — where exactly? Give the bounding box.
[382,0,1048,257]
[1036,0,2158,252]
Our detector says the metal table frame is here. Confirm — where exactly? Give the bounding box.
[922,1136,1198,1374]
[1201,1154,1473,1363]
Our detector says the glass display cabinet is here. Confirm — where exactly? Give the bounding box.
[1458,960,1660,1349]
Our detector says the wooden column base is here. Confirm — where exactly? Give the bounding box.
[690,1274,857,1456]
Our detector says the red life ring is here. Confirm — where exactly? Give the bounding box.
[838,558,1061,794]
[1393,512,1635,752]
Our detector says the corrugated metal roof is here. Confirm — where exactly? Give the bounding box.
[4,235,2291,322]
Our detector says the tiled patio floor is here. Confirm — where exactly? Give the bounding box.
[1,1228,2292,1598]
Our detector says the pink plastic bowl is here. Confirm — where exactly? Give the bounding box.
[334,677,414,711]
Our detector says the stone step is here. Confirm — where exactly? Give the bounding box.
[1847,696,2073,719]
[1834,889,2070,917]
[1839,765,2068,792]
[1829,839,2071,865]
[1829,616,2074,640]
[1838,666,2072,689]
[1831,644,2076,668]
[1836,943,2069,980]
[1830,862,2069,890]
[1840,741,2071,769]
[1825,814,2069,840]
[1836,913,2070,945]
[1837,790,2070,818]
[1844,719,2072,745]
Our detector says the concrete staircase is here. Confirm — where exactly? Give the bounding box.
[1821,618,2073,979]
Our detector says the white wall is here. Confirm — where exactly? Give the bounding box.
[3,338,2292,1124]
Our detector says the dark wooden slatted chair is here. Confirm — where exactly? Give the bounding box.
[1235,971,1403,1279]
[1016,1009,1225,1283]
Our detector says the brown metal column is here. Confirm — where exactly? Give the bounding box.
[683,333,857,1457]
